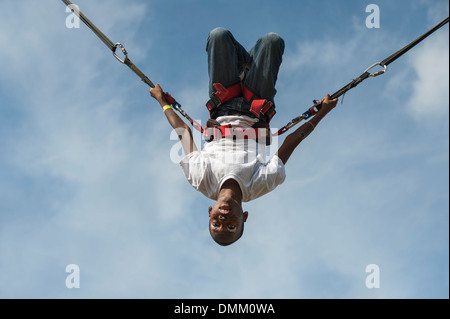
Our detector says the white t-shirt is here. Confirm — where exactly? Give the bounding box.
[179,115,286,202]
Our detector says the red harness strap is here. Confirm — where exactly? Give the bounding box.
[206,83,243,116]
[242,86,276,123]
[242,85,255,103]
[204,124,272,145]
[203,83,276,145]
[206,83,276,123]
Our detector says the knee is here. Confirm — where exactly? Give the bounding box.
[260,32,285,51]
[208,27,231,42]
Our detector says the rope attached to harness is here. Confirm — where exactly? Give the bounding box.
[61,0,204,133]
[62,0,448,137]
[274,16,449,136]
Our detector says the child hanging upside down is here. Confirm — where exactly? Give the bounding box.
[150,27,338,246]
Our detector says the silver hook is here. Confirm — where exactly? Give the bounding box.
[364,62,388,77]
[112,42,128,64]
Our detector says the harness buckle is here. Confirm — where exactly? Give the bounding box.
[206,94,222,113]
[249,99,276,123]
[243,86,276,123]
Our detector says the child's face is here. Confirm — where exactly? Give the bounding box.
[208,199,248,246]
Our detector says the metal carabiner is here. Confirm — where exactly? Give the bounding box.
[113,42,128,64]
[364,62,388,77]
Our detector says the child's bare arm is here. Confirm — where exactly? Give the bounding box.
[276,94,338,165]
[150,84,198,155]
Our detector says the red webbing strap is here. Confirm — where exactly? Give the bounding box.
[213,83,242,103]
[243,86,276,123]
[242,85,255,103]
[203,124,271,145]
[206,82,243,114]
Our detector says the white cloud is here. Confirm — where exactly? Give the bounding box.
[282,16,393,74]
[0,0,195,297]
[0,0,448,299]
[406,31,449,122]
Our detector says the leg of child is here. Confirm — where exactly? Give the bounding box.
[206,27,251,97]
[244,33,285,103]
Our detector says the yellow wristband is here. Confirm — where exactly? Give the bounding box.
[162,105,172,113]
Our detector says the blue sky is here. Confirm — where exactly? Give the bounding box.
[0,0,448,298]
